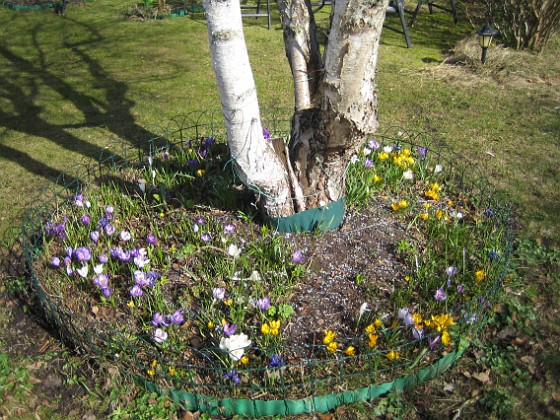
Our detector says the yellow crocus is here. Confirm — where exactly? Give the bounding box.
[368,333,379,348]
[327,341,338,353]
[475,269,486,282]
[345,346,356,356]
[323,330,336,345]
[386,350,400,360]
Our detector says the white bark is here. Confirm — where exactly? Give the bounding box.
[204,0,388,217]
[203,0,293,217]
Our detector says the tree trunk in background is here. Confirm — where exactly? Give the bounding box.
[203,0,388,218]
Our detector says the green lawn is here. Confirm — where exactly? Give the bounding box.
[1,0,559,418]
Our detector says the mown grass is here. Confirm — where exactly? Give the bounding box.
[0,0,559,418]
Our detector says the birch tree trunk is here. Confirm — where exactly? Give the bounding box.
[203,0,388,218]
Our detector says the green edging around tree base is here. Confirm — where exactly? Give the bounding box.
[264,198,345,233]
[141,337,469,417]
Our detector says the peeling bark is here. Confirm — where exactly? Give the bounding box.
[204,0,388,217]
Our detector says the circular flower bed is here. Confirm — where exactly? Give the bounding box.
[23,112,514,416]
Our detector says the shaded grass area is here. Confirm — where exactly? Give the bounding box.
[0,0,559,418]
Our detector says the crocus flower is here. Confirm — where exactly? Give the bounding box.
[368,140,380,150]
[434,288,447,301]
[51,256,61,268]
[224,224,235,234]
[489,250,499,261]
[74,193,84,207]
[146,233,157,246]
[93,274,109,289]
[97,217,109,229]
[262,128,271,139]
[412,327,424,340]
[90,231,100,243]
[484,208,495,217]
[268,354,285,369]
[81,215,91,225]
[120,230,131,242]
[223,369,240,385]
[77,265,89,279]
[291,250,304,263]
[101,287,112,297]
[417,146,427,157]
[134,270,149,287]
[364,159,373,169]
[98,253,108,264]
[146,271,160,287]
[93,264,104,275]
[402,170,414,180]
[104,224,115,236]
[153,328,168,344]
[446,266,458,278]
[130,285,143,297]
[219,333,251,362]
[201,233,211,242]
[227,244,241,258]
[457,284,465,294]
[152,312,169,327]
[429,335,441,350]
[106,205,114,214]
[223,323,237,336]
[74,247,92,262]
[213,288,226,300]
[169,309,184,325]
[256,297,271,311]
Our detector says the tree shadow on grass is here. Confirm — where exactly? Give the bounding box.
[0,18,158,187]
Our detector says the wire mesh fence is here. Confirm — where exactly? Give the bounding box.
[1,109,514,416]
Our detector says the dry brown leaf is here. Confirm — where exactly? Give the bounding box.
[472,371,491,384]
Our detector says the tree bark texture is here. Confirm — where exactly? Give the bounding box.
[204,0,388,217]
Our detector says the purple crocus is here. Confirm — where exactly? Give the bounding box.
[74,193,85,207]
[213,287,226,300]
[412,327,424,340]
[268,354,285,369]
[457,284,465,294]
[489,250,499,262]
[74,247,92,262]
[51,256,61,268]
[152,312,169,327]
[146,233,157,246]
[429,335,441,350]
[417,146,427,158]
[291,250,304,264]
[104,224,115,236]
[223,323,237,336]
[93,274,110,289]
[90,231,100,243]
[368,139,380,150]
[224,369,240,385]
[134,270,149,287]
[146,271,160,287]
[434,288,447,301]
[98,253,108,264]
[224,224,235,234]
[81,215,91,225]
[364,159,373,169]
[201,233,211,242]
[101,287,112,297]
[169,309,184,325]
[130,285,143,297]
[484,208,495,217]
[256,296,271,311]
[262,128,271,139]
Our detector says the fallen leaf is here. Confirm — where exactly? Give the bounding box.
[91,305,99,316]
[463,371,471,378]
[472,371,491,384]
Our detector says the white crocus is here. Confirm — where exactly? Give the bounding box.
[227,244,241,259]
[219,333,252,361]
[77,264,89,279]
[362,147,372,156]
[93,264,104,275]
[434,164,443,173]
[402,170,414,180]
[383,145,393,153]
[359,302,369,318]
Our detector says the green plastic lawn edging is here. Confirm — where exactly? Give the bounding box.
[264,197,345,233]
[141,337,469,417]
[2,1,64,10]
